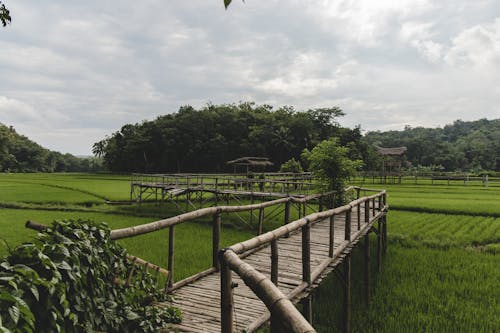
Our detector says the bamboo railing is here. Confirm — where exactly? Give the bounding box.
[130,172,317,198]
[219,189,387,332]
[110,190,338,291]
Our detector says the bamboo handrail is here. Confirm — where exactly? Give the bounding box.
[222,249,316,333]
[221,192,387,333]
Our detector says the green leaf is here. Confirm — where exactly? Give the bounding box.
[30,286,39,301]
[8,305,19,325]
[224,0,232,9]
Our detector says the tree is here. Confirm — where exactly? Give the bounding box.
[0,1,10,27]
[302,138,363,206]
[279,158,303,173]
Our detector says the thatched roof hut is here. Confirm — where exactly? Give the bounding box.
[226,157,273,173]
[375,146,407,156]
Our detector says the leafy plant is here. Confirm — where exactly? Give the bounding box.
[302,138,362,205]
[0,219,181,332]
[279,158,303,173]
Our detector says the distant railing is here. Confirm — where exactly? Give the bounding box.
[130,172,317,197]
[356,172,499,187]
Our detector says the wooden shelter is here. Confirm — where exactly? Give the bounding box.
[226,157,274,174]
[375,146,407,182]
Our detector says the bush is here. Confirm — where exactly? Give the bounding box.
[0,219,181,332]
[302,138,362,205]
[279,158,303,173]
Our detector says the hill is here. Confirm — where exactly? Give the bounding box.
[0,123,102,172]
[363,118,500,172]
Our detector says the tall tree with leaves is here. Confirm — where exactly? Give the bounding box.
[302,138,363,206]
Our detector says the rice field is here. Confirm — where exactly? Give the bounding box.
[0,173,499,332]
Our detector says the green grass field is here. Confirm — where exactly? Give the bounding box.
[311,182,500,332]
[1,173,499,331]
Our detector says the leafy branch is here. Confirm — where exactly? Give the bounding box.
[0,1,10,27]
[0,219,181,332]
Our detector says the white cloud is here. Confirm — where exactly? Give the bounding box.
[309,0,434,45]
[1,0,499,154]
[444,18,500,67]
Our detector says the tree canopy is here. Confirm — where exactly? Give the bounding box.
[0,123,102,172]
[93,102,373,173]
[302,138,363,204]
[363,118,500,172]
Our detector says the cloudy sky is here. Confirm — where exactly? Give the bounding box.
[1,1,499,155]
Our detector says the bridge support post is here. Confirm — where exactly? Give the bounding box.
[301,295,313,325]
[328,215,335,257]
[220,250,233,333]
[364,233,371,303]
[284,200,291,225]
[213,212,221,271]
[301,217,312,326]
[377,219,382,274]
[382,214,387,254]
[302,220,311,285]
[167,225,175,290]
[258,207,264,235]
[343,253,351,333]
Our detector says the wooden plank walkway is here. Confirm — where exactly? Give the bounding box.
[160,204,375,332]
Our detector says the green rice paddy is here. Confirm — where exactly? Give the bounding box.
[0,173,498,332]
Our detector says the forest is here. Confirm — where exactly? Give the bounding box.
[92,103,376,173]
[0,123,101,172]
[363,118,500,172]
[3,104,499,174]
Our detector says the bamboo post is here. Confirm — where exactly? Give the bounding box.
[302,220,311,285]
[328,215,335,257]
[371,198,376,216]
[377,219,382,273]
[213,212,221,271]
[364,233,371,304]
[284,200,291,226]
[343,253,351,333]
[365,200,370,225]
[318,196,323,212]
[258,207,264,235]
[220,250,233,333]
[383,214,388,254]
[357,203,361,230]
[250,195,254,225]
[167,225,175,289]
[301,295,313,325]
[345,207,352,241]
[356,187,360,199]
[271,239,278,286]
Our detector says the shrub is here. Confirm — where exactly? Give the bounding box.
[302,138,362,205]
[279,158,304,173]
[0,219,181,332]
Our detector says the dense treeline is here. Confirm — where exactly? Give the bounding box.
[93,103,376,173]
[363,118,500,172]
[0,123,102,172]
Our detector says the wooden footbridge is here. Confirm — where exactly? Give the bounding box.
[27,175,387,332]
[110,176,388,333]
